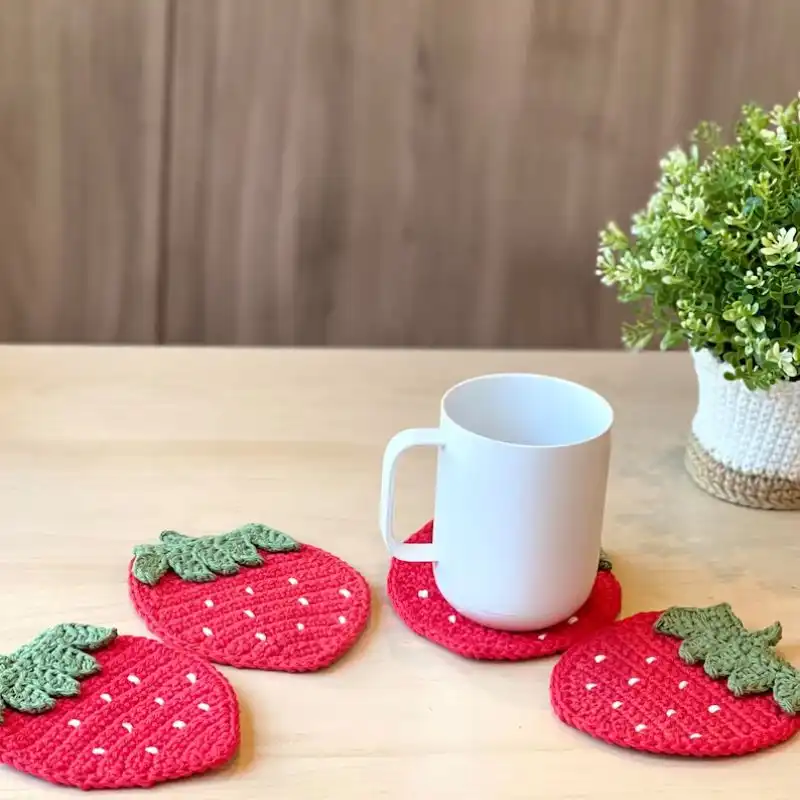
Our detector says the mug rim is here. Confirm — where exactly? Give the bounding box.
[440,371,614,450]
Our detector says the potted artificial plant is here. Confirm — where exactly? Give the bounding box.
[598,96,800,509]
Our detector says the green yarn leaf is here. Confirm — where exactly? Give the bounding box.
[225,530,264,568]
[242,523,299,553]
[700,640,754,679]
[21,646,98,679]
[196,538,241,576]
[14,625,116,681]
[755,621,784,648]
[598,548,612,572]
[773,667,800,715]
[166,545,216,583]
[655,603,800,715]
[2,675,55,714]
[132,524,301,585]
[0,624,117,723]
[132,544,169,585]
[21,667,80,698]
[727,658,784,697]
[159,531,193,545]
[43,623,118,651]
[656,602,743,641]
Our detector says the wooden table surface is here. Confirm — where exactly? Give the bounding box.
[0,346,798,799]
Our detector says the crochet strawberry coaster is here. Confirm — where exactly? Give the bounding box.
[550,604,800,757]
[129,524,370,672]
[0,624,239,790]
[386,521,621,660]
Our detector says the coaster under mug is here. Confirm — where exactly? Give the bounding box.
[380,372,614,631]
[387,521,622,661]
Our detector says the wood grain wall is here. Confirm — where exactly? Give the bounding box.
[0,0,167,342]
[1,0,800,346]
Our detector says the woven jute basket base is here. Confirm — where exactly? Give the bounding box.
[685,434,800,510]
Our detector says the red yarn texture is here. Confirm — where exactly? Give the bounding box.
[130,544,370,672]
[0,636,239,790]
[387,521,621,661]
[550,611,800,757]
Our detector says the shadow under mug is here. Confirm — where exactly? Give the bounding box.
[380,372,614,631]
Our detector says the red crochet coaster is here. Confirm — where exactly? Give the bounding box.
[0,625,239,790]
[550,609,800,757]
[387,521,622,661]
[129,524,370,673]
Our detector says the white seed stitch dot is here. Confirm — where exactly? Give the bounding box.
[339,588,351,598]
[186,673,197,684]
[145,746,159,755]
[244,609,256,618]
[708,705,721,714]
[100,693,112,703]
[204,599,214,608]
[288,577,298,586]
[666,709,677,718]
[594,654,606,663]
[448,615,457,624]
[612,701,623,710]
[92,748,106,756]
[567,616,579,625]
[255,632,267,642]
[537,633,547,641]
[645,656,657,664]
[122,722,133,734]
[298,597,309,606]
[154,697,165,706]
[173,720,187,729]
[198,703,210,712]
[585,683,597,691]
[338,616,347,624]
[245,587,255,596]
[202,627,213,637]
[127,675,140,685]
[635,724,647,733]
[296,623,305,631]
[628,677,640,686]
[679,680,689,690]
[418,589,429,599]
[689,733,702,740]
[68,719,81,728]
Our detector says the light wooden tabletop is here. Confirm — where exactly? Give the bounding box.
[0,346,798,799]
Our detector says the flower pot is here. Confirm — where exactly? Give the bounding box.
[685,347,800,509]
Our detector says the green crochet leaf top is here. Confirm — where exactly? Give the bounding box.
[132,523,301,586]
[655,603,800,715]
[0,624,117,723]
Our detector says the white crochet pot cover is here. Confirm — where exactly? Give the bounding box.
[691,347,800,480]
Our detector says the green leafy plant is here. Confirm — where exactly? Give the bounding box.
[597,95,800,389]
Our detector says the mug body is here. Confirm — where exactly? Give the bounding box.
[430,373,613,631]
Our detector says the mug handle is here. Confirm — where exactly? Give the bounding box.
[380,428,444,562]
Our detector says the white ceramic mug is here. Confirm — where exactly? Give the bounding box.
[380,373,613,631]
